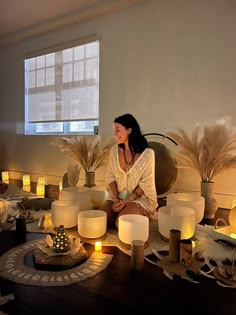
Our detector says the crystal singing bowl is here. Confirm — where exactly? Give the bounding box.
[167,192,205,223]
[78,210,107,239]
[118,214,149,245]
[158,206,196,240]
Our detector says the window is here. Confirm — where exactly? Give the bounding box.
[24,37,100,135]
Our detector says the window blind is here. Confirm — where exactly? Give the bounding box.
[24,36,99,126]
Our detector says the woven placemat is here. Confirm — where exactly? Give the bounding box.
[0,239,113,286]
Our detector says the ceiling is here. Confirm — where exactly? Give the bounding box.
[0,0,143,48]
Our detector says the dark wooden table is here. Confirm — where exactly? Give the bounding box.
[0,208,236,315]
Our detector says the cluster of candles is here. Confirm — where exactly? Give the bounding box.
[1,171,64,198]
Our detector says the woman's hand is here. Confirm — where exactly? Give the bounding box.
[112,199,129,212]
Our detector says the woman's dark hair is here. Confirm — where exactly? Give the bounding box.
[114,113,148,153]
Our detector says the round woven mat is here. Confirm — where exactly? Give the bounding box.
[0,239,113,286]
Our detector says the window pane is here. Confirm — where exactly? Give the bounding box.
[28,58,35,71]
[46,53,55,67]
[74,46,84,60]
[35,122,63,133]
[63,63,72,82]
[86,42,97,58]
[28,71,35,88]
[62,86,98,120]
[63,48,73,62]
[36,69,45,87]
[36,56,45,68]
[74,61,84,81]
[46,67,55,85]
[28,92,56,122]
[69,121,97,133]
[85,58,97,80]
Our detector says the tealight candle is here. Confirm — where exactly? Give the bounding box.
[95,241,102,252]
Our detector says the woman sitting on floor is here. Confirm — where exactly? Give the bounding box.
[100,113,158,228]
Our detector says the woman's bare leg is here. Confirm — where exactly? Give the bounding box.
[116,202,146,228]
[100,200,117,228]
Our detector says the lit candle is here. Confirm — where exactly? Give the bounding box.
[36,183,45,197]
[95,241,102,252]
[191,240,196,248]
[2,171,9,184]
[23,175,30,186]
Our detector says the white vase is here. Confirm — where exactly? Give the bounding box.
[200,181,218,219]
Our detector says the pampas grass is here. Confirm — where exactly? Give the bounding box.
[52,135,117,172]
[67,162,81,187]
[167,117,236,182]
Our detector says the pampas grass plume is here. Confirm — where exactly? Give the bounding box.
[167,117,236,182]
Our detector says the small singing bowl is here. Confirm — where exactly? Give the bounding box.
[158,206,196,241]
[118,214,149,245]
[51,200,80,229]
[78,210,107,239]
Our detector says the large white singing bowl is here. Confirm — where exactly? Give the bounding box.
[90,186,108,209]
[167,193,205,223]
[78,210,107,239]
[158,206,196,240]
[60,186,92,211]
[51,200,80,228]
[118,214,149,245]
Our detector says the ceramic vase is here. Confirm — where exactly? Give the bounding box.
[84,171,96,188]
[200,181,218,219]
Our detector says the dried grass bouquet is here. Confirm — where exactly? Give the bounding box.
[167,117,236,182]
[52,135,117,172]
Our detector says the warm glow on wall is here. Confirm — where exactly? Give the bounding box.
[2,171,9,184]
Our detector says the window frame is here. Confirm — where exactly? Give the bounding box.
[24,34,100,136]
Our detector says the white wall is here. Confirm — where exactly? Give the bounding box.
[0,0,236,207]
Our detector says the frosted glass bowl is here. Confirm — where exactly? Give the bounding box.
[90,186,108,209]
[60,186,92,211]
[167,192,205,223]
[118,214,149,245]
[158,206,196,240]
[51,200,80,228]
[78,210,107,239]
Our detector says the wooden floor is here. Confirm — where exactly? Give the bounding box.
[0,208,236,315]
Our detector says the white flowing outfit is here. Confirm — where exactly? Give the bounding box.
[105,145,158,217]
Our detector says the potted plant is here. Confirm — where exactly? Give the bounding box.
[167,117,236,219]
[52,135,116,187]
